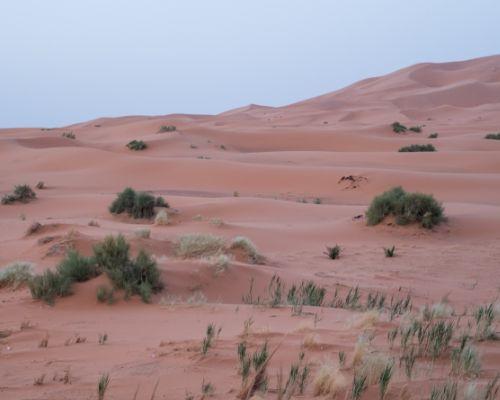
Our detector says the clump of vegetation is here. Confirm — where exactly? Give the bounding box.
[109,187,167,219]
[351,373,368,400]
[154,209,169,225]
[312,362,346,397]
[430,380,457,400]
[398,144,436,152]
[451,341,481,377]
[29,269,73,305]
[366,186,444,229]
[93,235,163,302]
[428,132,439,139]
[201,323,219,356]
[391,122,407,133]
[176,233,226,258]
[2,184,37,205]
[126,140,147,150]
[409,126,422,133]
[474,303,498,341]
[0,262,34,289]
[97,373,110,400]
[134,228,151,239]
[56,250,99,282]
[61,131,75,139]
[384,246,396,257]
[230,236,263,264]
[484,133,500,140]
[158,125,176,132]
[324,245,341,260]
[35,181,45,189]
[96,285,115,304]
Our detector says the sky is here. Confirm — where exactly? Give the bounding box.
[1,0,499,127]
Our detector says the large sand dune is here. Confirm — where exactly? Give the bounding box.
[1,55,500,399]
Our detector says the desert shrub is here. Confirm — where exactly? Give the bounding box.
[132,192,156,218]
[154,209,169,225]
[36,181,45,189]
[398,144,436,152]
[29,269,73,304]
[134,228,150,239]
[109,188,165,219]
[313,362,346,397]
[366,187,444,229]
[384,246,396,257]
[230,236,263,264]
[485,133,500,140]
[57,250,99,282]
[93,236,163,302]
[0,262,34,289]
[430,380,458,400]
[158,125,176,132]
[409,126,422,133]
[126,139,147,150]
[324,245,341,259]
[176,233,226,258]
[428,133,439,139]
[451,342,481,377]
[61,131,75,139]
[391,122,407,133]
[96,285,115,304]
[2,184,37,205]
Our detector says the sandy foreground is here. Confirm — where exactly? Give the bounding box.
[1,55,500,399]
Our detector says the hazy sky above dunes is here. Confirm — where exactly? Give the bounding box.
[1,1,499,127]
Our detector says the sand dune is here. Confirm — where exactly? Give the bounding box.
[1,55,500,399]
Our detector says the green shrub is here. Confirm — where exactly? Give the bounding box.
[409,126,422,133]
[158,125,176,132]
[324,245,341,260]
[57,250,99,282]
[391,122,407,133]
[485,133,500,140]
[109,188,165,219]
[0,262,34,289]
[29,269,73,304]
[96,285,115,304]
[428,133,439,139]
[126,140,147,150]
[2,184,37,205]
[93,235,163,302]
[399,144,436,152]
[366,187,444,229]
[62,131,76,139]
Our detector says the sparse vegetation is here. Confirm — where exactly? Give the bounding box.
[154,209,169,225]
[109,187,167,219]
[176,233,226,258]
[0,262,34,289]
[312,362,346,397]
[2,184,37,205]
[134,228,151,239]
[230,236,263,264]
[62,131,75,139]
[324,245,341,259]
[399,144,436,152]
[384,246,396,257]
[56,250,99,282]
[484,132,500,140]
[158,125,176,132]
[29,269,73,305]
[201,323,217,356]
[126,139,147,150]
[430,380,457,400]
[36,181,45,189]
[98,373,110,400]
[428,132,439,139]
[391,122,407,133]
[409,126,422,133]
[366,186,444,228]
[351,373,368,400]
[96,285,115,304]
[93,235,163,302]
[98,333,108,345]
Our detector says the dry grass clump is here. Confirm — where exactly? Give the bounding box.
[209,217,224,227]
[350,310,381,329]
[356,352,393,385]
[352,335,371,367]
[134,228,150,239]
[210,254,231,274]
[0,262,34,289]
[154,209,169,225]
[230,236,263,264]
[312,362,347,397]
[176,234,226,258]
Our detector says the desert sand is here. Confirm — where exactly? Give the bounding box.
[1,55,500,399]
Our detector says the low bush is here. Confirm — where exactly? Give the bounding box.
[399,144,436,152]
[391,122,407,133]
[428,133,439,139]
[366,186,444,229]
[57,250,99,282]
[109,187,166,219]
[126,140,147,150]
[409,126,422,133]
[230,236,263,264]
[61,131,75,139]
[96,285,115,304]
[176,233,226,258]
[93,235,163,302]
[0,262,34,289]
[29,269,73,304]
[485,133,500,140]
[158,125,176,132]
[324,245,341,260]
[2,184,37,205]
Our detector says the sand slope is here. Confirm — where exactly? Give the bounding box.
[1,55,500,399]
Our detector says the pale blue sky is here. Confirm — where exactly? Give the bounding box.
[1,0,499,127]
